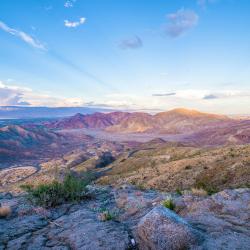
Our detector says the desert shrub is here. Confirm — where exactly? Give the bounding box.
[98,210,115,221]
[136,183,146,191]
[191,188,208,196]
[80,170,96,185]
[176,188,182,195]
[0,205,12,218]
[195,180,218,195]
[162,199,175,210]
[21,174,89,207]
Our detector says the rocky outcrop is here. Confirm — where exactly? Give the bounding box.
[1,206,130,249]
[177,188,250,250]
[136,206,201,250]
[0,187,249,250]
[8,208,129,250]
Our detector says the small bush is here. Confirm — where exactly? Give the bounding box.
[136,183,146,191]
[0,205,12,218]
[162,199,175,210]
[21,174,89,207]
[195,180,218,195]
[176,189,182,195]
[98,210,115,221]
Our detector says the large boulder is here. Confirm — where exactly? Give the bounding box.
[136,206,201,250]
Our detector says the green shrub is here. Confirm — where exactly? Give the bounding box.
[176,188,182,195]
[162,199,175,210]
[21,174,89,207]
[98,210,115,221]
[136,183,146,191]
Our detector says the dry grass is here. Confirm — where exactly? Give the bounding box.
[0,205,12,218]
[191,188,208,197]
[96,144,250,192]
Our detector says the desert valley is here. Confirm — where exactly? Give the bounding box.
[0,108,250,249]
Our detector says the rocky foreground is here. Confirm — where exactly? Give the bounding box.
[0,186,249,250]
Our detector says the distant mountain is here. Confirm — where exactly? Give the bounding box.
[47,112,131,129]
[185,119,250,146]
[106,108,231,134]
[0,125,65,160]
[105,112,154,133]
[46,108,233,135]
[0,106,112,119]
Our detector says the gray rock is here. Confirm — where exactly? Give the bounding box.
[136,206,201,250]
[0,215,48,244]
[1,187,249,250]
[7,233,32,250]
[178,188,250,250]
[23,208,130,250]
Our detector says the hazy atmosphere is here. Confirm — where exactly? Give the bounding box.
[0,0,250,113]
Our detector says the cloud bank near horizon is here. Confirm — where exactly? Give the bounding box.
[0,81,84,107]
[0,81,249,114]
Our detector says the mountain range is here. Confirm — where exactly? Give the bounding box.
[47,108,232,134]
[1,108,250,165]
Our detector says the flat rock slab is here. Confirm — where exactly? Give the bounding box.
[5,208,130,250]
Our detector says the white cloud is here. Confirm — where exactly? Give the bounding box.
[164,9,199,38]
[0,21,46,50]
[64,0,76,8]
[0,81,84,107]
[64,17,86,28]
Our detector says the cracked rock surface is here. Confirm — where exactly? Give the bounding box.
[0,186,250,250]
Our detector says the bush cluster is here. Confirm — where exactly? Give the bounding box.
[21,174,89,207]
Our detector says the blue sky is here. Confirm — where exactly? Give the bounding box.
[0,0,250,114]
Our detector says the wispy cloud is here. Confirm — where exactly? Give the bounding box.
[203,94,218,99]
[119,35,143,50]
[197,0,217,7]
[202,91,250,100]
[64,0,76,8]
[64,17,86,28]
[152,92,176,97]
[45,5,53,11]
[0,21,46,50]
[164,9,199,38]
[153,90,250,100]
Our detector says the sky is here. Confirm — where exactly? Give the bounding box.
[0,0,250,114]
